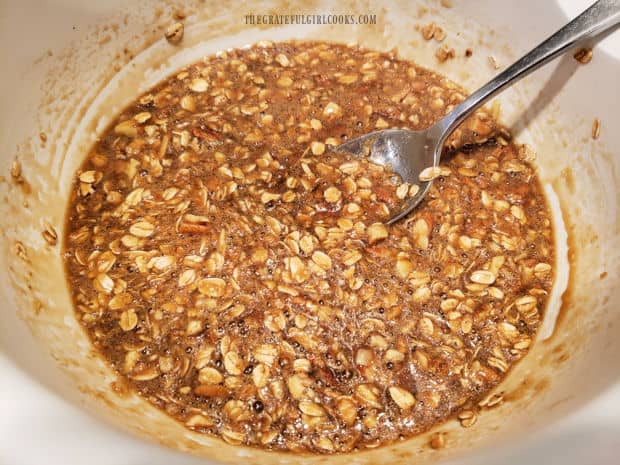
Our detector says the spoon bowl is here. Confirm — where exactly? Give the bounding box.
[336,126,443,224]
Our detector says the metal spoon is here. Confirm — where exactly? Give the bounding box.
[337,0,620,224]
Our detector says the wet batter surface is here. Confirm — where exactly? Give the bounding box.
[64,41,554,452]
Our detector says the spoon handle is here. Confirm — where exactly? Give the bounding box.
[436,0,620,141]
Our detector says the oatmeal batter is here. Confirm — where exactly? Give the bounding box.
[64,41,554,452]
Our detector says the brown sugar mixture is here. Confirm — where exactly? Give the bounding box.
[63,41,554,453]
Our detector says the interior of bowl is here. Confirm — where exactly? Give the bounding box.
[1,0,619,464]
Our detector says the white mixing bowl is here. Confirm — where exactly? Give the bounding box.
[1,0,618,464]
